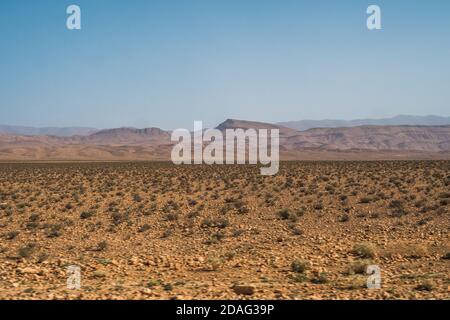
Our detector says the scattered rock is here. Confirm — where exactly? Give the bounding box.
[93,270,107,278]
[17,267,39,275]
[232,285,255,295]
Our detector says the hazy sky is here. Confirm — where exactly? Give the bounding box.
[1,0,449,129]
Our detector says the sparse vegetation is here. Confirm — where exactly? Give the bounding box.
[415,281,434,292]
[80,211,94,219]
[5,231,19,240]
[346,260,371,275]
[352,243,376,259]
[0,161,447,299]
[18,244,35,258]
[291,259,309,273]
[96,240,108,251]
[311,272,329,284]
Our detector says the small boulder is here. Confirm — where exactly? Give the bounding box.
[232,285,255,295]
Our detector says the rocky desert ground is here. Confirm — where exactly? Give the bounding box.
[0,161,448,300]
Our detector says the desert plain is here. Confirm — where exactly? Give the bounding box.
[0,161,448,300]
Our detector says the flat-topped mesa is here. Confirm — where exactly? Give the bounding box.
[278,115,450,131]
[86,127,171,144]
[91,127,169,137]
[216,119,297,136]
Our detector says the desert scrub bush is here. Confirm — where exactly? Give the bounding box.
[80,211,94,219]
[377,192,387,200]
[296,207,306,217]
[313,202,324,210]
[161,228,173,238]
[236,204,249,214]
[164,212,178,221]
[205,232,226,244]
[346,260,372,275]
[233,200,249,214]
[291,259,309,273]
[18,243,35,258]
[352,243,376,259]
[290,226,303,236]
[187,199,197,206]
[111,212,129,225]
[96,240,108,252]
[205,256,224,271]
[288,212,299,222]
[415,281,433,292]
[338,213,350,222]
[388,199,408,216]
[46,224,62,238]
[232,229,245,237]
[359,196,373,204]
[311,272,329,284]
[162,200,179,213]
[187,210,200,219]
[37,252,49,263]
[388,199,403,209]
[438,192,450,199]
[16,202,27,209]
[133,194,143,202]
[291,273,308,283]
[214,217,230,229]
[223,250,236,261]
[369,212,380,219]
[343,277,366,290]
[325,184,335,193]
[5,231,19,240]
[219,204,233,215]
[277,209,290,220]
[417,217,432,226]
[277,209,298,222]
[138,224,151,233]
[146,279,162,288]
[25,221,39,230]
[201,217,229,229]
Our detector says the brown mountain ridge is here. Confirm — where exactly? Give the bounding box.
[0,119,449,161]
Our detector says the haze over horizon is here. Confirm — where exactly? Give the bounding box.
[1,114,450,134]
[1,0,449,129]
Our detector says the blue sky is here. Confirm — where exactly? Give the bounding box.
[0,0,449,129]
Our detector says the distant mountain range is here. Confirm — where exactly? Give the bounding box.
[2,115,449,136]
[278,115,450,131]
[218,119,450,153]
[0,115,449,161]
[0,125,97,137]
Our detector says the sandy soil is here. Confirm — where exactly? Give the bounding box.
[0,161,448,300]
